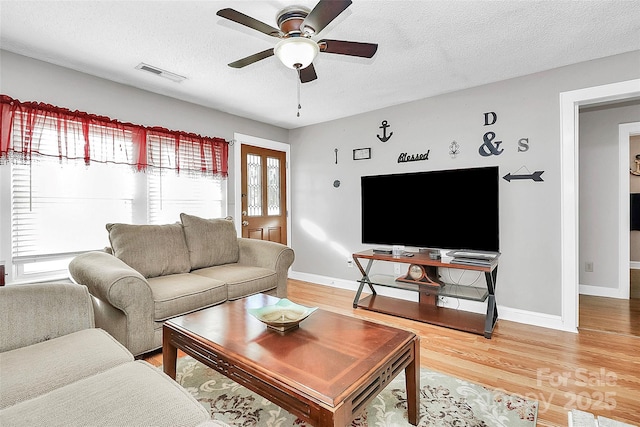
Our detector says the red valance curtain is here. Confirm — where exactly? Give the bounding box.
[0,94,228,177]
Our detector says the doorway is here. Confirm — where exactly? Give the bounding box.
[579,123,640,337]
[233,133,291,245]
[240,144,287,243]
[560,79,640,332]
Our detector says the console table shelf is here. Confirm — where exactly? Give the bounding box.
[363,275,489,302]
[352,250,499,338]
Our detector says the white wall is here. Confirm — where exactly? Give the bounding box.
[288,50,640,322]
[579,103,640,291]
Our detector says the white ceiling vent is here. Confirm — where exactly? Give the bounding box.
[135,63,186,82]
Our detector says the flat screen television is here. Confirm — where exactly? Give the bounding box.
[361,166,499,252]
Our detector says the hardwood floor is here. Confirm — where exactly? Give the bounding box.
[579,295,640,337]
[147,279,640,427]
[578,270,640,338]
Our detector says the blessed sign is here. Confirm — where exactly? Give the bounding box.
[398,150,430,163]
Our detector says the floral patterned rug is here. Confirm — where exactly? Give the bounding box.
[173,356,537,426]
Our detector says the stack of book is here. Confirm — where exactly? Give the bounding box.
[447,250,499,267]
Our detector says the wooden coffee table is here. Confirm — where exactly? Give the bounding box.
[163,294,420,426]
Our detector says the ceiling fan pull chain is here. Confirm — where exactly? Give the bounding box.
[297,67,302,117]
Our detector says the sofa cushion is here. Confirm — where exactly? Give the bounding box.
[0,361,210,427]
[192,264,277,300]
[107,222,191,278]
[148,273,227,321]
[180,213,239,269]
[0,328,132,409]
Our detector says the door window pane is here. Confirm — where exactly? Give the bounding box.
[247,153,262,217]
[267,156,280,216]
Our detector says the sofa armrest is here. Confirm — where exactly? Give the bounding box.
[69,251,155,354]
[237,238,295,298]
[0,282,94,352]
[69,251,152,311]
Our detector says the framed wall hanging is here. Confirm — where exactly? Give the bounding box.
[353,147,371,160]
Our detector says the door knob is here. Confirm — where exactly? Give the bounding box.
[242,221,249,226]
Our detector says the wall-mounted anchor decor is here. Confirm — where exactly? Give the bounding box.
[630,154,640,176]
[377,120,393,142]
[449,141,460,158]
[503,166,544,182]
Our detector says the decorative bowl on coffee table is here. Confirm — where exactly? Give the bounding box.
[248,298,318,332]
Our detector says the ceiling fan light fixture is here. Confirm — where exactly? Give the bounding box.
[274,37,319,69]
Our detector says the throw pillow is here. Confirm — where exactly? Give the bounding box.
[180,213,239,269]
[106,222,191,278]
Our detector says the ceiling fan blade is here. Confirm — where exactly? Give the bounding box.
[319,39,378,58]
[301,0,352,35]
[299,63,318,83]
[228,49,274,68]
[217,8,281,38]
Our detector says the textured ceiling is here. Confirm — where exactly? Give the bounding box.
[1,1,639,129]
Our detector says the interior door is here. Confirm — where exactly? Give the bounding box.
[241,144,287,243]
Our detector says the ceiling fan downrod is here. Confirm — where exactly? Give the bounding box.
[296,66,302,117]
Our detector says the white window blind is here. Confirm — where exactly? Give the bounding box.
[147,171,224,224]
[11,162,135,256]
[146,133,225,224]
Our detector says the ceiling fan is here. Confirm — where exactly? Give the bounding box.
[216,0,378,84]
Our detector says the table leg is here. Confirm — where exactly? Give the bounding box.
[352,258,376,308]
[405,337,420,425]
[162,325,178,380]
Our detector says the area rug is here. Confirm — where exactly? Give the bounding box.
[172,356,538,426]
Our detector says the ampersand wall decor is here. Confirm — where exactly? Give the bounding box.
[479,131,504,156]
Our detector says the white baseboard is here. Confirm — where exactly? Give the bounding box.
[289,270,570,333]
[579,283,627,299]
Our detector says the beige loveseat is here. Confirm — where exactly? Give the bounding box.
[69,213,295,356]
[0,282,221,426]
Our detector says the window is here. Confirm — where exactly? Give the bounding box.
[2,95,229,282]
[9,111,137,279]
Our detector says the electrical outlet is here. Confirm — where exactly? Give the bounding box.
[585,261,594,272]
[346,259,353,268]
[394,263,403,275]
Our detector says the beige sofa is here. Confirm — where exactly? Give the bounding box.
[0,282,222,427]
[69,213,295,356]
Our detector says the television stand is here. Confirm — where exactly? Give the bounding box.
[352,250,499,338]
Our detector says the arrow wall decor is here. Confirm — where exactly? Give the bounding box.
[503,171,544,182]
